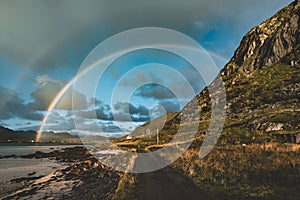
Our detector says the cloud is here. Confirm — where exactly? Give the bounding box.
[113,112,150,122]
[0,86,42,120]
[113,102,150,122]
[40,109,138,136]
[114,102,148,115]
[29,75,87,110]
[40,111,78,133]
[111,100,180,122]
[0,0,291,72]
[75,100,150,122]
[135,84,176,100]
[114,102,149,116]
[75,100,113,121]
[94,123,121,133]
[119,70,163,87]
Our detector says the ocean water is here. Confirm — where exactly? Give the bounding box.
[0,144,76,193]
[0,143,82,156]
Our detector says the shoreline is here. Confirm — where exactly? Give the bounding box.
[0,146,123,199]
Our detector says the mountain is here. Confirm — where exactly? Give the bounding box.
[116,1,300,148]
[149,0,300,146]
[0,126,77,143]
[0,126,106,144]
[120,1,300,199]
[0,126,37,143]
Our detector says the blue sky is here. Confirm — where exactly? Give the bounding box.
[0,0,293,137]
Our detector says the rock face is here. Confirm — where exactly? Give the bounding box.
[155,0,300,144]
[224,0,300,75]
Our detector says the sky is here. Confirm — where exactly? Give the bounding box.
[0,0,293,137]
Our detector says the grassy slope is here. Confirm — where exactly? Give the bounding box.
[114,62,300,199]
[113,112,178,148]
[171,63,300,199]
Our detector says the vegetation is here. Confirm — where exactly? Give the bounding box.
[172,144,300,200]
[113,62,300,199]
[113,173,140,200]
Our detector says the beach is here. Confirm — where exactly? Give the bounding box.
[0,145,123,199]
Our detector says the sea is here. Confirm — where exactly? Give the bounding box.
[0,143,82,192]
[0,143,82,156]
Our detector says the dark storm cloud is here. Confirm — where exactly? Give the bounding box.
[0,0,291,71]
[135,84,176,100]
[0,86,42,120]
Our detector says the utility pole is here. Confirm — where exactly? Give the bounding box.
[147,128,151,139]
[156,129,159,145]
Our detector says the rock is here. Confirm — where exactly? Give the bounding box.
[266,123,284,132]
[27,172,36,176]
[223,0,300,74]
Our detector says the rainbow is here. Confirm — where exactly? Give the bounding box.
[36,44,228,142]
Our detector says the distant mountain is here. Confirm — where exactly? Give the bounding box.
[0,126,107,144]
[0,126,37,143]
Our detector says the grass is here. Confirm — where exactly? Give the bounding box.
[172,144,300,200]
[112,173,140,200]
[112,154,139,200]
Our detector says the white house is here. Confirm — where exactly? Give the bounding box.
[126,135,133,140]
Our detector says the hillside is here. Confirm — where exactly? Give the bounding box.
[152,0,300,146]
[172,1,300,199]
[124,1,300,199]
[114,112,178,148]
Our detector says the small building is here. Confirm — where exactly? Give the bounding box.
[126,135,133,140]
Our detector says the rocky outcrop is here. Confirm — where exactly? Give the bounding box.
[223,0,300,75]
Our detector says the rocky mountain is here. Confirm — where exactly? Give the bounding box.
[151,0,300,145]
[225,0,300,73]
